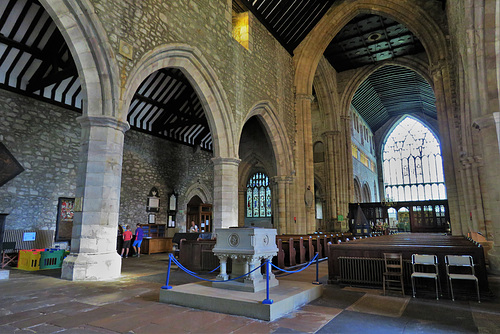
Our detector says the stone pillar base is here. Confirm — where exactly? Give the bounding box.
[61,252,122,281]
[487,246,500,275]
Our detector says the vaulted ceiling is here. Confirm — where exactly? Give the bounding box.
[0,0,444,151]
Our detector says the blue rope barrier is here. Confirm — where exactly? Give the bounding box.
[209,265,220,273]
[169,253,265,283]
[168,256,219,277]
[271,253,319,273]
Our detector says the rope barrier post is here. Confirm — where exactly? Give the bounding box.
[313,252,321,285]
[262,259,273,305]
[161,253,173,289]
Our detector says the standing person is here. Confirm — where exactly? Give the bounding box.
[189,220,199,233]
[132,224,144,257]
[121,225,133,258]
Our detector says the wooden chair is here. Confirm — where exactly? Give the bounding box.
[411,254,441,300]
[383,253,404,296]
[445,255,480,303]
[1,242,17,269]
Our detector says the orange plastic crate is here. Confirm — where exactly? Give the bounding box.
[17,249,43,271]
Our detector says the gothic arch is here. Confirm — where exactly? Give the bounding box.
[40,0,119,118]
[294,0,448,95]
[353,177,362,203]
[240,101,293,177]
[362,183,371,203]
[184,181,213,205]
[122,44,236,158]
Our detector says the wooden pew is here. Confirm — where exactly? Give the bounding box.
[274,239,285,269]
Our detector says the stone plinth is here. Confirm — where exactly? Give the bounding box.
[212,227,278,292]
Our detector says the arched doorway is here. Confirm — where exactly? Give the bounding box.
[186,195,212,233]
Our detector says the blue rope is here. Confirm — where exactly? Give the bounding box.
[271,253,319,273]
[209,265,220,273]
[169,254,265,283]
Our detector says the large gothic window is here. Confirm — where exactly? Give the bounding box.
[383,117,446,201]
[246,173,271,218]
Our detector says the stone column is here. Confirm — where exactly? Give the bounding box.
[295,93,316,234]
[212,157,240,229]
[473,114,500,274]
[431,62,463,230]
[216,255,229,281]
[271,176,292,234]
[322,131,339,222]
[61,116,129,281]
[340,115,352,221]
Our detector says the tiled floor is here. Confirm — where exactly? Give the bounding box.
[0,253,499,333]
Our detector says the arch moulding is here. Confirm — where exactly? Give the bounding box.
[294,0,448,95]
[241,101,294,177]
[123,44,236,158]
[40,0,120,118]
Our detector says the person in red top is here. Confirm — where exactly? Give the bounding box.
[121,225,133,258]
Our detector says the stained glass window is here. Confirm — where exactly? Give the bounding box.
[246,173,272,218]
[383,117,446,201]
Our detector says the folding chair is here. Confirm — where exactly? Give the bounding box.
[383,253,404,296]
[445,255,480,303]
[411,254,441,300]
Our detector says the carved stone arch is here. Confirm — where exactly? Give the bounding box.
[294,0,448,95]
[239,152,274,189]
[353,177,362,203]
[241,101,293,177]
[184,181,213,205]
[362,182,371,203]
[122,44,236,158]
[40,0,119,118]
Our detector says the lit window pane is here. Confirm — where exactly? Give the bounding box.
[383,117,447,201]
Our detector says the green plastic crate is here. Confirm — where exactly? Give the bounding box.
[40,249,65,269]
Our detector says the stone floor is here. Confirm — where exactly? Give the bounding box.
[0,253,499,333]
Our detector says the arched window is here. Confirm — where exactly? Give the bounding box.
[383,117,446,201]
[313,141,325,163]
[246,173,271,218]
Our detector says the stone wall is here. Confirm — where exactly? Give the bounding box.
[0,90,80,230]
[120,131,214,231]
[90,0,295,141]
[351,107,378,201]
[0,89,214,235]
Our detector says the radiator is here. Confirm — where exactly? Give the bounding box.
[338,257,412,286]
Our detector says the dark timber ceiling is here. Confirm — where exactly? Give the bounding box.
[237,0,336,54]
[324,14,425,72]
[351,65,436,132]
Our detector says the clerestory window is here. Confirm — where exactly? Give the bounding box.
[383,117,446,201]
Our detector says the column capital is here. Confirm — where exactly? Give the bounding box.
[295,93,315,101]
[270,175,293,184]
[430,60,447,77]
[473,114,497,130]
[322,130,341,139]
[211,157,241,166]
[77,115,130,133]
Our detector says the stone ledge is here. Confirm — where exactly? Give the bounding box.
[159,280,323,321]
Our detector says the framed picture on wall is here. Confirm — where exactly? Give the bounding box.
[148,213,156,224]
[168,215,176,228]
[55,197,75,241]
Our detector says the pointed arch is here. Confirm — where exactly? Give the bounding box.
[40,0,119,117]
[184,181,213,205]
[294,0,448,95]
[382,116,446,201]
[241,101,293,177]
[122,44,236,158]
